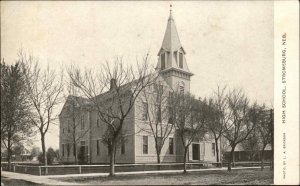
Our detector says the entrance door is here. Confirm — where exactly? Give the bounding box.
[192,144,200,160]
[78,146,88,164]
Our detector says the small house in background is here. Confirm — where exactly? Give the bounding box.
[223,144,272,162]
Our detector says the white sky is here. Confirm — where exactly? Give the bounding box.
[1,1,274,149]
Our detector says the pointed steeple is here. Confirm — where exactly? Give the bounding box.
[156,6,193,93]
[159,5,185,55]
[156,5,191,74]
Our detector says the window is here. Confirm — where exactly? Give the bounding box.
[143,136,148,154]
[62,144,65,156]
[161,53,165,70]
[179,53,183,68]
[168,106,173,124]
[80,141,85,146]
[169,138,174,154]
[81,115,85,129]
[142,102,148,121]
[159,85,164,93]
[67,120,70,133]
[62,128,65,134]
[67,144,70,157]
[96,140,100,155]
[73,144,76,156]
[212,143,215,156]
[157,137,163,148]
[157,104,162,123]
[179,86,184,94]
[121,138,125,154]
[97,118,100,128]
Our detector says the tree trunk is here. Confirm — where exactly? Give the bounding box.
[41,134,48,175]
[109,141,116,176]
[7,136,11,165]
[74,143,78,165]
[228,146,235,172]
[156,152,161,164]
[215,138,219,163]
[261,148,265,171]
[183,147,188,173]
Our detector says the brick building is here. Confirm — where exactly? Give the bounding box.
[59,9,220,164]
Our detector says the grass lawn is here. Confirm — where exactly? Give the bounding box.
[54,169,273,185]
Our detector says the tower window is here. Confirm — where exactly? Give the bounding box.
[179,53,183,68]
[179,86,184,94]
[161,53,165,70]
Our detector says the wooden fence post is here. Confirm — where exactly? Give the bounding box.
[39,166,41,176]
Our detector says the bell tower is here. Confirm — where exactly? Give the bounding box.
[156,5,193,93]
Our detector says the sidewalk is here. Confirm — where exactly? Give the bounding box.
[1,171,83,185]
[1,166,265,185]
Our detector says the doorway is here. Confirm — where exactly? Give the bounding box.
[192,143,200,160]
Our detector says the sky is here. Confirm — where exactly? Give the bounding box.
[1,1,274,149]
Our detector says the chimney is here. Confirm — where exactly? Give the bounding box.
[110,78,117,91]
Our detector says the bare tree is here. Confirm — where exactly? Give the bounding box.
[170,92,207,173]
[1,60,33,164]
[240,128,260,161]
[138,80,175,163]
[68,55,155,176]
[222,89,256,172]
[257,108,273,170]
[20,52,64,171]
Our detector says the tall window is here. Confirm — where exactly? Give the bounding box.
[96,140,100,155]
[157,137,163,148]
[161,53,165,70]
[67,144,70,157]
[159,85,164,93]
[212,143,215,156]
[143,136,148,154]
[121,138,125,154]
[67,120,70,133]
[62,128,65,134]
[142,102,148,121]
[157,104,162,123]
[81,115,84,129]
[168,105,173,124]
[73,144,76,156]
[179,53,183,68]
[97,118,100,128]
[62,144,65,156]
[169,138,174,154]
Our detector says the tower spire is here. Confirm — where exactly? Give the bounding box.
[169,4,173,21]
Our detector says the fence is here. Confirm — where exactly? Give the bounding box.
[222,161,271,167]
[1,162,221,176]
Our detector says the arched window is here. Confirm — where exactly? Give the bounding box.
[178,82,185,94]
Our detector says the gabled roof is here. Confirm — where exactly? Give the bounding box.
[59,95,91,116]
